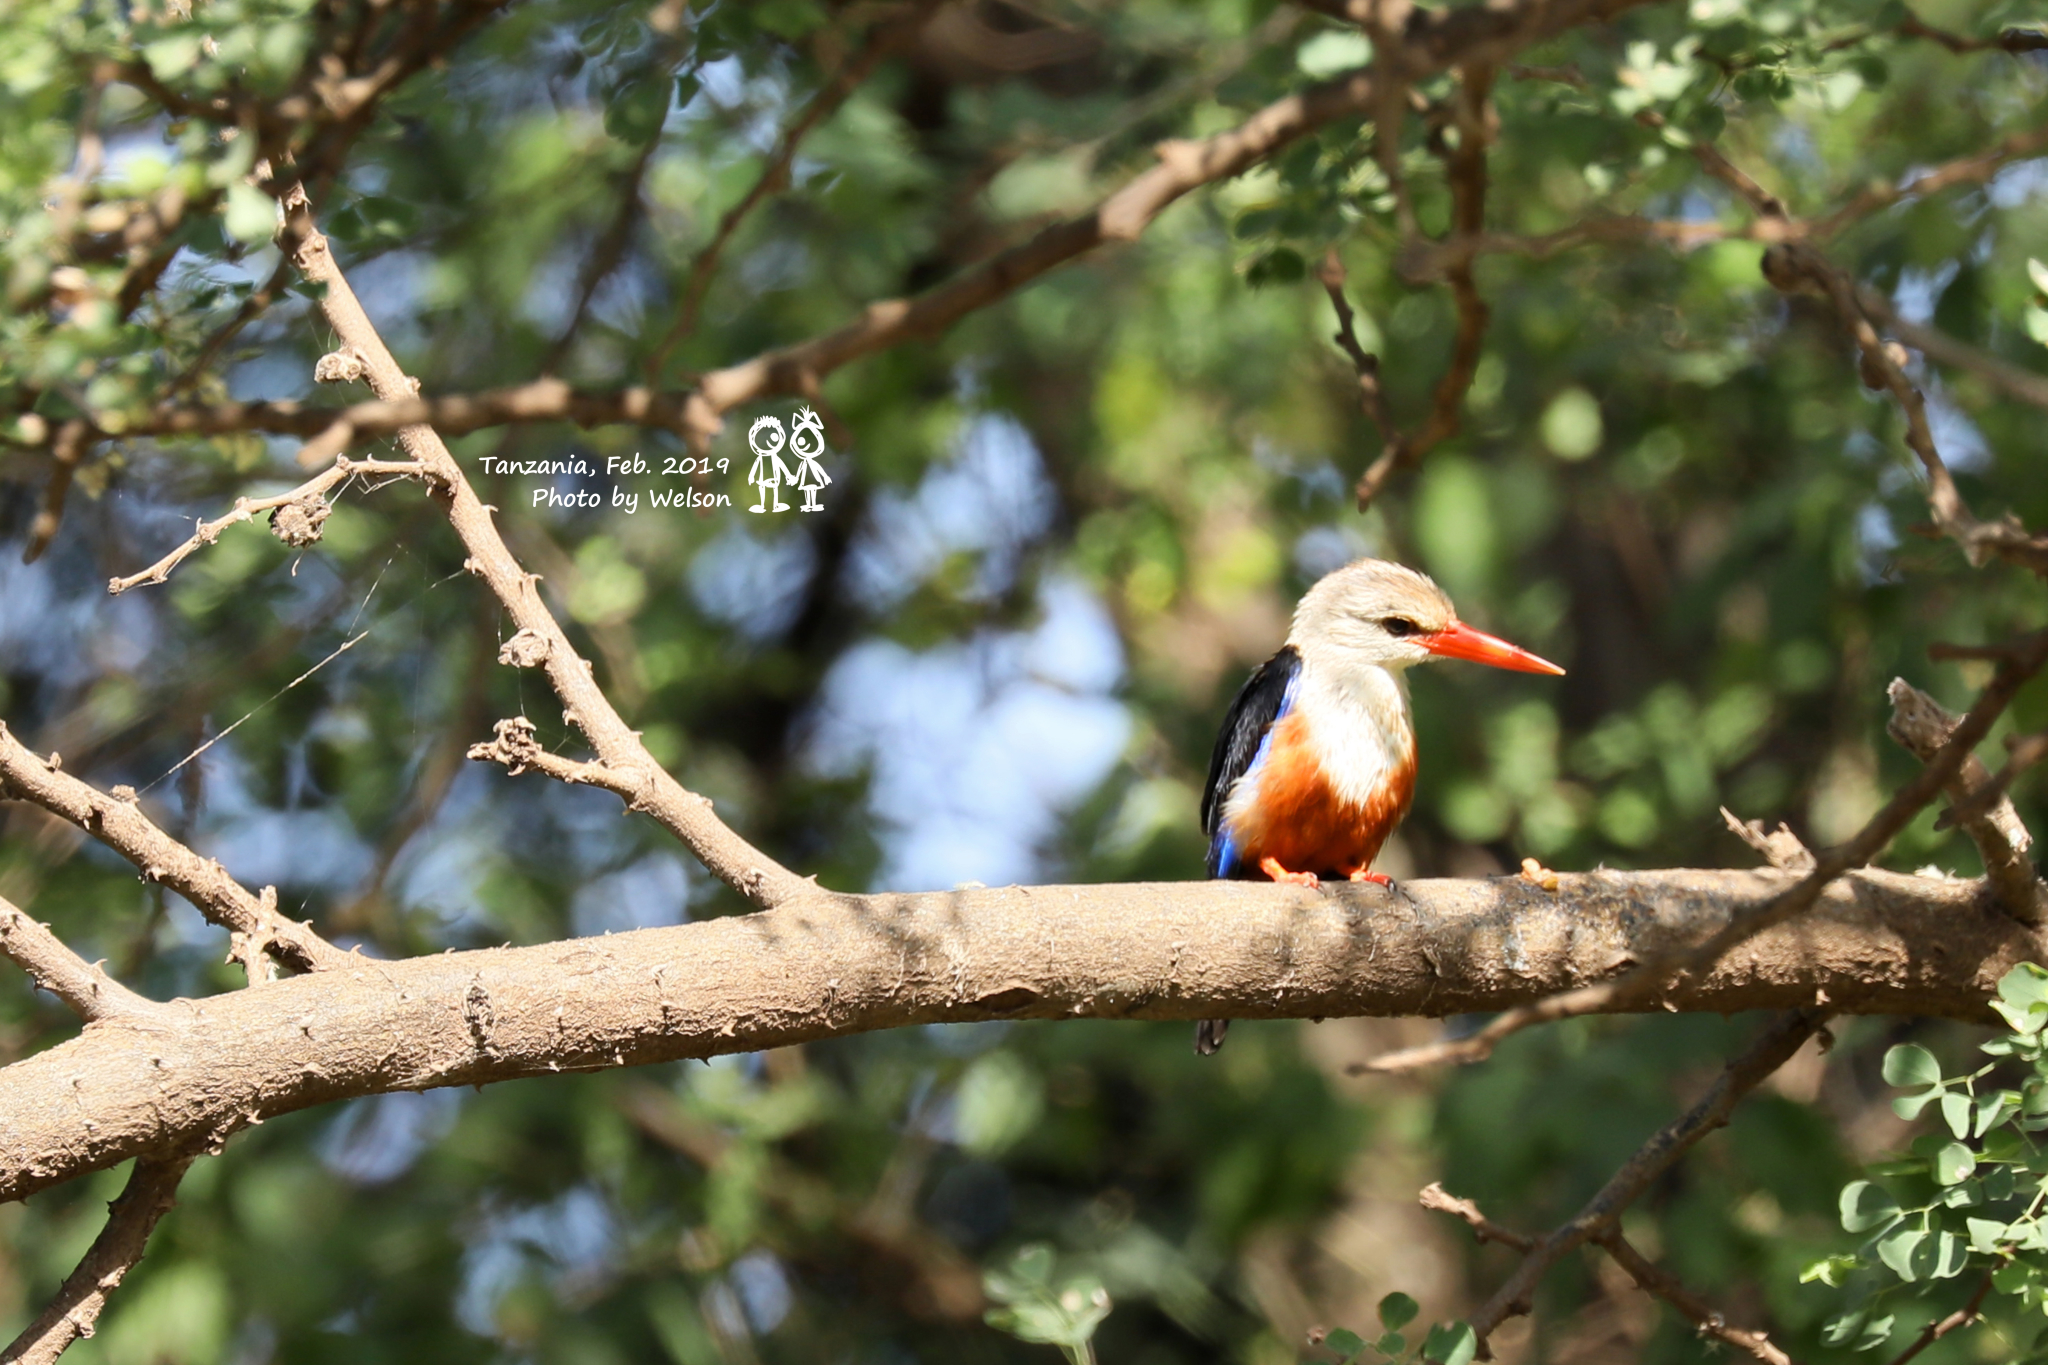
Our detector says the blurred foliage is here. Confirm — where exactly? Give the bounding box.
[1,0,2047,1361]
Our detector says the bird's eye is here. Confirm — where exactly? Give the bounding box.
[1381,616,1422,637]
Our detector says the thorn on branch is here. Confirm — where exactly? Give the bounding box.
[1719,807,1816,873]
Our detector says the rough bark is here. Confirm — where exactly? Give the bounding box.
[3,867,2035,1206]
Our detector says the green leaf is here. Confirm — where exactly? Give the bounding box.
[1297,30,1373,78]
[2028,258,2048,298]
[983,1246,1111,1354]
[1876,1224,1925,1280]
[1931,1230,1968,1278]
[1893,1090,1939,1121]
[1840,1180,1901,1232]
[1883,1044,1942,1088]
[1967,1217,2008,1253]
[954,1052,1045,1157]
[1975,1091,2016,1137]
[1994,1259,2034,1293]
[1245,248,1305,289]
[2023,305,2048,349]
[1801,1253,1860,1286]
[1940,1091,1972,1140]
[223,184,277,245]
[1422,1322,1478,1365]
[1375,1332,1407,1356]
[1378,1292,1419,1332]
[1323,1328,1367,1358]
[143,33,204,80]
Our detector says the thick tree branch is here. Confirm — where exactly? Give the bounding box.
[1,866,2036,1207]
[0,895,158,1023]
[0,1154,194,1365]
[276,191,805,909]
[0,725,346,976]
[1358,627,2048,1072]
[1467,1010,1827,1353]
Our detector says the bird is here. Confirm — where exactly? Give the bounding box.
[1194,558,1564,1055]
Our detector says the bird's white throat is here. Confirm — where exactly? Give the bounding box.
[1288,658,1416,811]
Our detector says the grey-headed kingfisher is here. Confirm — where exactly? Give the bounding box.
[1196,558,1564,1054]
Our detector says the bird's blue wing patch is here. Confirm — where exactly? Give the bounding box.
[1202,647,1302,878]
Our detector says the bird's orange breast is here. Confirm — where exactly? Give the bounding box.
[1226,711,1415,876]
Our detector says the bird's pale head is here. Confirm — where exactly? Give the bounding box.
[1290,558,1565,676]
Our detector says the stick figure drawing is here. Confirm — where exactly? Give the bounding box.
[746,416,794,513]
[788,407,833,513]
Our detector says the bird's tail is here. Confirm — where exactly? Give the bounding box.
[1194,1018,1228,1055]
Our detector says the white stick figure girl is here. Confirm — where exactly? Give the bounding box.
[746,416,794,513]
[788,406,833,513]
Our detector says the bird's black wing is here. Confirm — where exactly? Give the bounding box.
[1200,645,1301,877]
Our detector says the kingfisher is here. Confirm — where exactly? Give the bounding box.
[1195,558,1564,1054]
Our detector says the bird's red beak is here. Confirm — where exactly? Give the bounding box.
[1421,622,1566,676]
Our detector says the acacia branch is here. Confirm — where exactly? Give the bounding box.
[1886,679,2041,922]
[1358,65,1494,510]
[682,0,1661,444]
[1,865,2036,1207]
[0,724,347,976]
[1595,1231,1796,1365]
[0,1155,194,1365]
[1421,1183,1796,1365]
[1466,1009,1827,1353]
[0,895,158,1023]
[1881,1271,1994,1365]
[107,456,429,594]
[275,190,806,909]
[1781,240,2048,576]
[1358,627,2048,1072]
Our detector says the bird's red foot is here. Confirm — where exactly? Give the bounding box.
[1346,868,1393,886]
[1258,857,1320,889]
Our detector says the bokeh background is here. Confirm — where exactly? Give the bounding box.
[3,0,2047,1360]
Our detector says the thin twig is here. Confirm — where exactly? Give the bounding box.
[1354,64,1496,510]
[1880,1270,1995,1365]
[1317,251,1395,441]
[1420,1182,1797,1364]
[1596,1232,1797,1365]
[641,0,942,383]
[1419,1182,1534,1250]
[0,894,158,1022]
[0,1154,195,1365]
[1467,1010,1828,1353]
[1940,731,2048,831]
[22,420,91,565]
[0,723,348,975]
[278,188,807,908]
[107,456,429,594]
